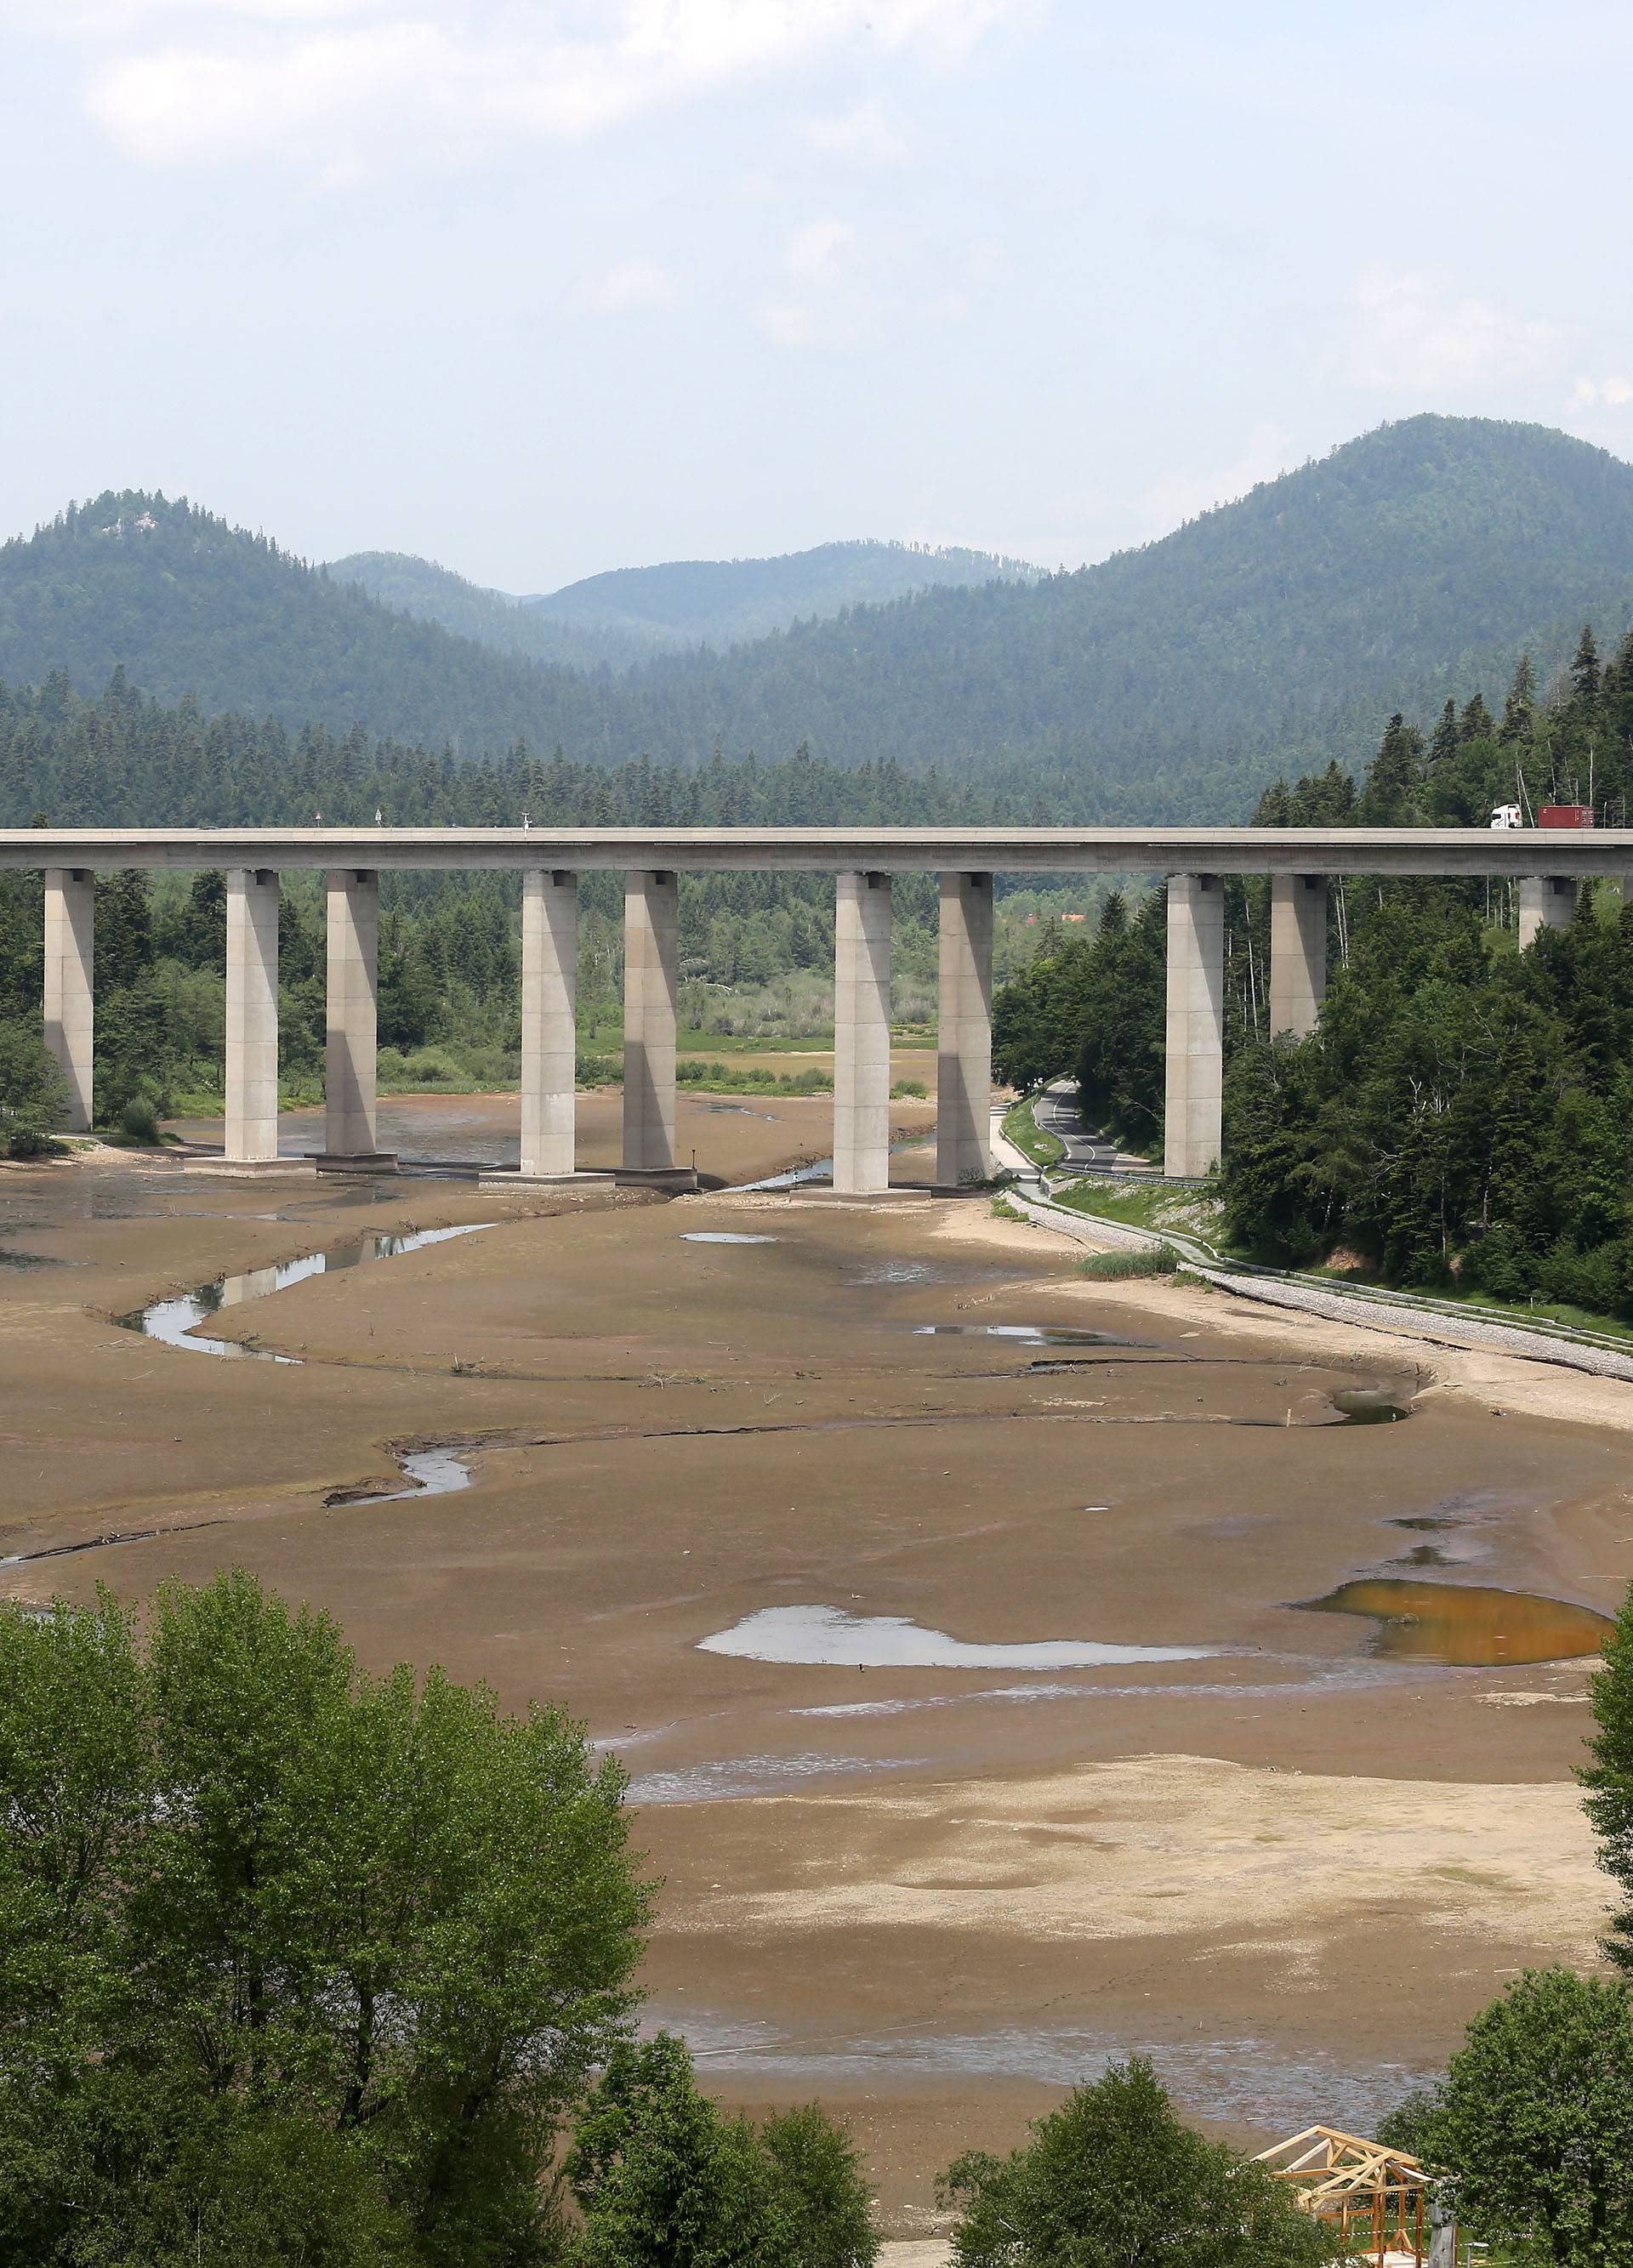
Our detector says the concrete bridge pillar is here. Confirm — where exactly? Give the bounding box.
[225,869,280,1162]
[1269,873,1327,1037]
[1518,875,1574,948]
[834,870,892,1194]
[521,868,578,1178]
[624,871,679,1171]
[1164,874,1224,1179]
[43,868,94,1132]
[937,871,993,1186]
[325,868,391,1167]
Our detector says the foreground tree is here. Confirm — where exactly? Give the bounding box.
[566,2032,877,2268]
[0,1572,651,2266]
[1405,1968,1633,2265]
[1583,1579,1633,1969]
[940,2058,1334,2268]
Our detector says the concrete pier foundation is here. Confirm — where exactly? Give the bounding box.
[834,870,892,1194]
[1518,875,1574,948]
[521,869,578,1178]
[623,871,679,1171]
[1164,874,1224,1179]
[936,871,993,1186]
[325,868,392,1168]
[1268,873,1327,1037]
[43,868,94,1131]
[225,868,280,1162]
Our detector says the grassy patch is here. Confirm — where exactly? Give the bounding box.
[1077,1243,1183,1280]
[1001,1095,1065,1168]
[678,1059,833,1096]
[1050,1175,1224,1238]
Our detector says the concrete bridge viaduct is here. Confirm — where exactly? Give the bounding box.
[4,827,1628,1187]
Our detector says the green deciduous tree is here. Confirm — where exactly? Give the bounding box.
[1582,1580,1633,1970]
[1407,1968,1633,2265]
[0,1572,651,2268]
[939,2058,1334,2268]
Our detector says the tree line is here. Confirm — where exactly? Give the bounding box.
[993,633,1633,1319]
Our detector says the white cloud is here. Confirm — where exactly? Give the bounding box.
[1346,264,1560,391]
[13,0,1036,168]
[577,257,680,313]
[1570,374,1633,410]
[803,98,909,163]
[785,218,856,283]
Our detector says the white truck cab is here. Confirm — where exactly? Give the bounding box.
[1489,803,1523,830]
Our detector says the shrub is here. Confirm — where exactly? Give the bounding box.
[0,1021,70,1156]
[116,1093,163,1145]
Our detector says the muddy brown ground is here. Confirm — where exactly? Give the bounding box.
[3,1094,1630,2239]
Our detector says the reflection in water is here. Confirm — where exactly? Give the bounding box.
[1299,1578,1613,1665]
[699,1603,1224,1670]
[118,1224,492,1361]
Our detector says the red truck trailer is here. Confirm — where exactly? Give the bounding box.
[1539,804,1596,827]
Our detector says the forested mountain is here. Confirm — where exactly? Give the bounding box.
[517,538,1040,648]
[331,539,1037,663]
[0,495,604,755]
[322,553,655,673]
[9,421,1633,819]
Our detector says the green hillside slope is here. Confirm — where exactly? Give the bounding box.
[523,537,1039,647]
[324,551,654,673]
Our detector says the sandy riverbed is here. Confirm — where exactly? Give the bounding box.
[2,1102,1628,2239]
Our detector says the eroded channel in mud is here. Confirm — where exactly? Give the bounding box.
[116,1223,494,1361]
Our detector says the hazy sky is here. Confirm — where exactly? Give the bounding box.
[4,1,1631,592]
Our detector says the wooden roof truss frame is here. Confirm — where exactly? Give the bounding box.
[1252,2126,1436,2265]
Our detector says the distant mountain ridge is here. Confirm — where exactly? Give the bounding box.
[6,418,1633,820]
[327,536,1039,663]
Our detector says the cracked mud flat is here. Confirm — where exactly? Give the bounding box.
[2,1096,1630,2237]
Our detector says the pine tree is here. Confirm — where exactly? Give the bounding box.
[1499,654,1536,743]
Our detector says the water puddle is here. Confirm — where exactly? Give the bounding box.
[680,1232,779,1245]
[913,1322,1145,1348]
[698,1604,1225,1670]
[328,1445,475,1506]
[116,1224,492,1361]
[1296,1578,1613,1665]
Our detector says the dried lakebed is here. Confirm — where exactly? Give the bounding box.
[3,1157,1627,2225]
